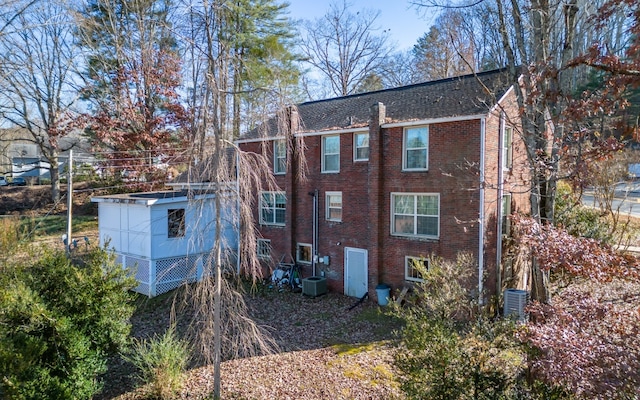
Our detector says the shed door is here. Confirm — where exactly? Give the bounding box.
[344,247,368,298]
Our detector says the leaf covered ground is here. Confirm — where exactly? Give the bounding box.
[98,289,404,400]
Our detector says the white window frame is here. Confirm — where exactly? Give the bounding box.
[353,132,369,161]
[325,191,342,222]
[502,126,513,171]
[296,243,312,264]
[405,256,428,282]
[502,193,512,236]
[274,139,286,175]
[402,126,429,171]
[391,192,440,239]
[257,239,271,259]
[322,135,340,173]
[259,191,286,226]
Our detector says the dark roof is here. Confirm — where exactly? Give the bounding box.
[241,68,515,139]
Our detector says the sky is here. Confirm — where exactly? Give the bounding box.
[286,0,436,52]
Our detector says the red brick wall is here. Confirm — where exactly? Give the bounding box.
[238,95,528,299]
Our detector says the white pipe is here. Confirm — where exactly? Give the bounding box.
[66,150,73,254]
[496,112,505,294]
[478,118,486,305]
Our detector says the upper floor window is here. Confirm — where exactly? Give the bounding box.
[168,208,185,238]
[326,191,342,222]
[322,135,340,173]
[391,193,439,238]
[274,139,287,174]
[403,126,428,171]
[354,132,369,161]
[260,191,286,226]
[405,256,428,282]
[502,126,513,170]
[502,193,512,236]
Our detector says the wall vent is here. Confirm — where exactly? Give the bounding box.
[503,289,529,321]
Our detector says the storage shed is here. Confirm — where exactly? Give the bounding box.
[92,188,238,297]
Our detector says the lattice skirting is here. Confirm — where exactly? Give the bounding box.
[116,253,223,297]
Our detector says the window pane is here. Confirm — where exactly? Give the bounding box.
[356,147,369,160]
[417,195,438,215]
[325,154,339,171]
[394,195,414,214]
[417,216,438,236]
[395,215,414,234]
[406,127,427,148]
[406,149,427,169]
[324,136,339,153]
[275,209,285,224]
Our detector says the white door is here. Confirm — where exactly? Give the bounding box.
[344,247,368,298]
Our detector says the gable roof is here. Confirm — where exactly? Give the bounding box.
[241,68,515,140]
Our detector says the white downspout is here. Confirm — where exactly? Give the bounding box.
[236,151,241,275]
[478,118,486,306]
[496,113,505,294]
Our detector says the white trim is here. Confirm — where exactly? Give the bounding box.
[235,135,286,144]
[390,192,440,239]
[383,114,486,128]
[259,191,286,226]
[321,134,340,173]
[325,191,343,221]
[402,125,429,172]
[296,127,369,138]
[296,242,313,264]
[236,115,487,144]
[478,117,486,305]
[353,132,370,162]
[273,139,286,175]
[489,85,515,115]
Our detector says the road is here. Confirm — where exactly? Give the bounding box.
[583,182,640,218]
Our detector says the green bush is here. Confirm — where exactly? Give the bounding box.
[391,253,566,399]
[554,182,612,243]
[0,248,136,399]
[127,327,191,399]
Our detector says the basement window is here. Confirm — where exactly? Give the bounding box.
[405,256,428,282]
[296,243,312,264]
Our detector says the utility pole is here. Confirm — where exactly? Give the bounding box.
[66,150,73,254]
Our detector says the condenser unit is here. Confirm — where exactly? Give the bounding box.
[302,276,327,297]
[503,289,529,321]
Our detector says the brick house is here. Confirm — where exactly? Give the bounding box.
[236,69,530,303]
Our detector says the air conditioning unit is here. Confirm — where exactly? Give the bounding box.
[302,276,327,297]
[503,289,529,321]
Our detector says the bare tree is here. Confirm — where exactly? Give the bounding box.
[298,0,392,97]
[0,0,82,202]
[175,1,304,398]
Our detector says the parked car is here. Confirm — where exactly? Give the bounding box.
[10,177,26,186]
[0,176,7,186]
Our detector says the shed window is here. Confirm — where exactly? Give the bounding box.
[168,209,185,238]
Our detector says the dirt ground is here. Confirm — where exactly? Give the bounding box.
[0,182,97,216]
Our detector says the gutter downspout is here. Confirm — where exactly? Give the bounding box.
[496,112,505,294]
[309,189,318,277]
[236,150,241,275]
[478,118,486,306]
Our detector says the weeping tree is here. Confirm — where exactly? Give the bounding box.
[176,0,302,398]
